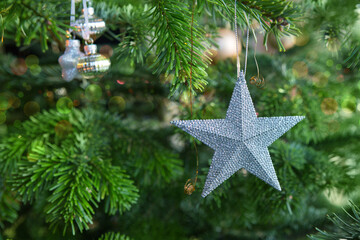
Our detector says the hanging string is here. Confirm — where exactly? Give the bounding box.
[234,0,240,78]
[184,0,199,196]
[244,14,250,77]
[82,0,90,41]
[234,1,250,77]
[244,28,249,76]
[254,41,260,79]
[250,40,266,88]
[69,0,76,35]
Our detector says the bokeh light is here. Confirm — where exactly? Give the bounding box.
[0,125,7,135]
[56,97,74,114]
[11,58,27,76]
[327,120,340,133]
[24,101,40,116]
[321,98,338,115]
[55,88,67,97]
[0,92,14,111]
[312,72,328,88]
[117,80,125,85]
[326,59,334,67]
[292,61,308,78]
[108,96,126,112]
[336,74,344,82]
[11,97,21,108]
[73,99,80,107]
[30,65,42,76]
[25,55,39,67]
[295,34,310,46]
[55,120,72,138]
[85,84,102,101]
[341,96,357,113]
[99,45,113,58]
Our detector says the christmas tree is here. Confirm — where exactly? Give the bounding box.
[0,0,359,239]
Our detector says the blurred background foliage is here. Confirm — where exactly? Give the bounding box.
[0,0,359,239]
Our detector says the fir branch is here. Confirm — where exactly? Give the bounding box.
[308,201,360,239]
[149,0,211,96]
[0,107,182,234]
[2,109,140,234]
[1,0,68,51]
[98,232,131,240]
[92,2,150,63]
[112,125,183,186]
[111,4,149,64]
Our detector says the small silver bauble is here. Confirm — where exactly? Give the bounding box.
[77,44,111,79]
[73,6,106,40]
[58,39,84,81]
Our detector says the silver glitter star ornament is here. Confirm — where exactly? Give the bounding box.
[171,71,304,197]
[58,39,85,81]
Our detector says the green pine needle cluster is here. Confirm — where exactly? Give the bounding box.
[149,0,210,96]
[0,0,68,51]
[98,232,131,240]
[309,201,360,239]
[1,109,140,234]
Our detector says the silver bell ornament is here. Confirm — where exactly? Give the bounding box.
[77,44,111,79]
[74,1,106,40]
[58,39,85,81]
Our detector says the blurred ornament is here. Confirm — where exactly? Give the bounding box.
[341,96,357,113]
[77,44,111,79]
[85,84,103,101]
[108,96,126,112]
[58,39,84,81]
[321,98,338,115]
[209,28,241,62]
[312,72,328,88]
[56,97,74,114]
[292,61,308,78]
[11,58,27,76]
[99,45,113,58]
[269,34,296,51]
[24,101,40,117]
[74,0,106,41]
[295,32,310,47]
[249,32,277,54]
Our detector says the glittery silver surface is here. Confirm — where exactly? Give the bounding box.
[58,39,84,82]
[74,7,106,41]
[171,71,305,198]
[77,44,111,80]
